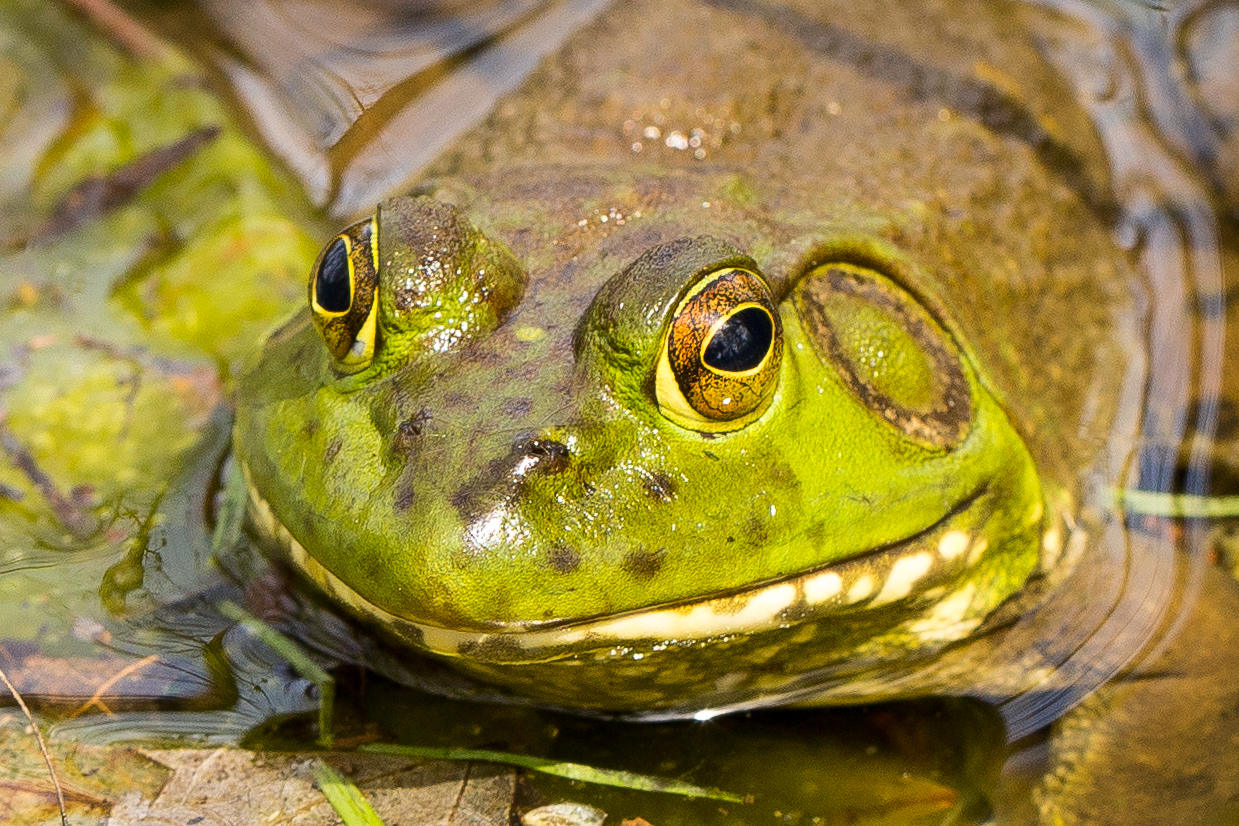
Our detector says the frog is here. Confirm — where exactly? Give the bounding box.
[4,0,1237,821]
[233,0,1199,736]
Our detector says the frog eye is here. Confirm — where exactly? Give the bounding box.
[795,264,972,449]
[309,216,380,370]
[655,267,784,432]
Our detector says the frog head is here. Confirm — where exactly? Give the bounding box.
[234,167,1044,713]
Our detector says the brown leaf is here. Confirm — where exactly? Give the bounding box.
[0,778,108,825]
[103,749,516,825]
[0,721,170,825]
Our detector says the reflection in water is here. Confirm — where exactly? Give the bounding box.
[0,0,1237,823]
[1180,2,1239,215]
[124,0,615,213]
[366,686,1008,826]
[974,0,1231,737]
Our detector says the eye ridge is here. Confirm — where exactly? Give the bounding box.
[702,304,774,374]
[314,236,353,314]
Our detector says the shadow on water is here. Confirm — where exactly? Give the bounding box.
[352,682,1008,826]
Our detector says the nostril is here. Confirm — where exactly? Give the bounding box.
[392,409,431,455]
[523,438,570,474]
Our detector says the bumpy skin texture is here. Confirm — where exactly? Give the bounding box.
[235,0,1137,714]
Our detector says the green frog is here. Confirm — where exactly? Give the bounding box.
[3,0,1237,822]
[234,0,1191,732]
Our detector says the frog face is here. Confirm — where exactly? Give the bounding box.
[234,167,1044,713]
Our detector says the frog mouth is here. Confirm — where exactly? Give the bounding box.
[245,464,1052,664]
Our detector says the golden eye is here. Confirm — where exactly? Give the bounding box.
[309,216,379,369]
[656,267,783,432]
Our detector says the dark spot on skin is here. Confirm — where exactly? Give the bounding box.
[805,521,826,550]
[524,439,570,474]
[501,396,535,419]
[324,437,342,463]
[508,363,542,383]
[443,391,474,409]
[548,546,581,574]
[458,635,525,663]
[388,382,415,412]
[623,547,666,580]
[745,515,770,546]
[459,348,504,371]
[394,481,416,512]
[487,451,519,481]
[450,487,475,519]
[452,448,527,522]
[641,470,677,502]
[302,419,320,438]
[393,408,431,455]
[452,432,563,522]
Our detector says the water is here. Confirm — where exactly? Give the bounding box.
[0,0,1236,823]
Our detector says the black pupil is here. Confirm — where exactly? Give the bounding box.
[703,306,773,372]
[315,238,351,313]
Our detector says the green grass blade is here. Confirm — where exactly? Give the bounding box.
[210,459,249,557]
[359,743,746,803]
[217,600,335,746]
[312,760,387,826]
[1109,488,1239,519]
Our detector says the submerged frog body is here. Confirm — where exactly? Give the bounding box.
[235,0,1143,721]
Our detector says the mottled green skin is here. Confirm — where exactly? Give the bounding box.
[235,0,1136,714]
[242,181,1036,617]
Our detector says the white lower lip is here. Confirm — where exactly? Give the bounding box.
[243,460,1014,664]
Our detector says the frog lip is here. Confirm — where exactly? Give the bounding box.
[244,463,1025,662]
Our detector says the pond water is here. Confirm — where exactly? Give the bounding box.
[0,0,1237,824]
